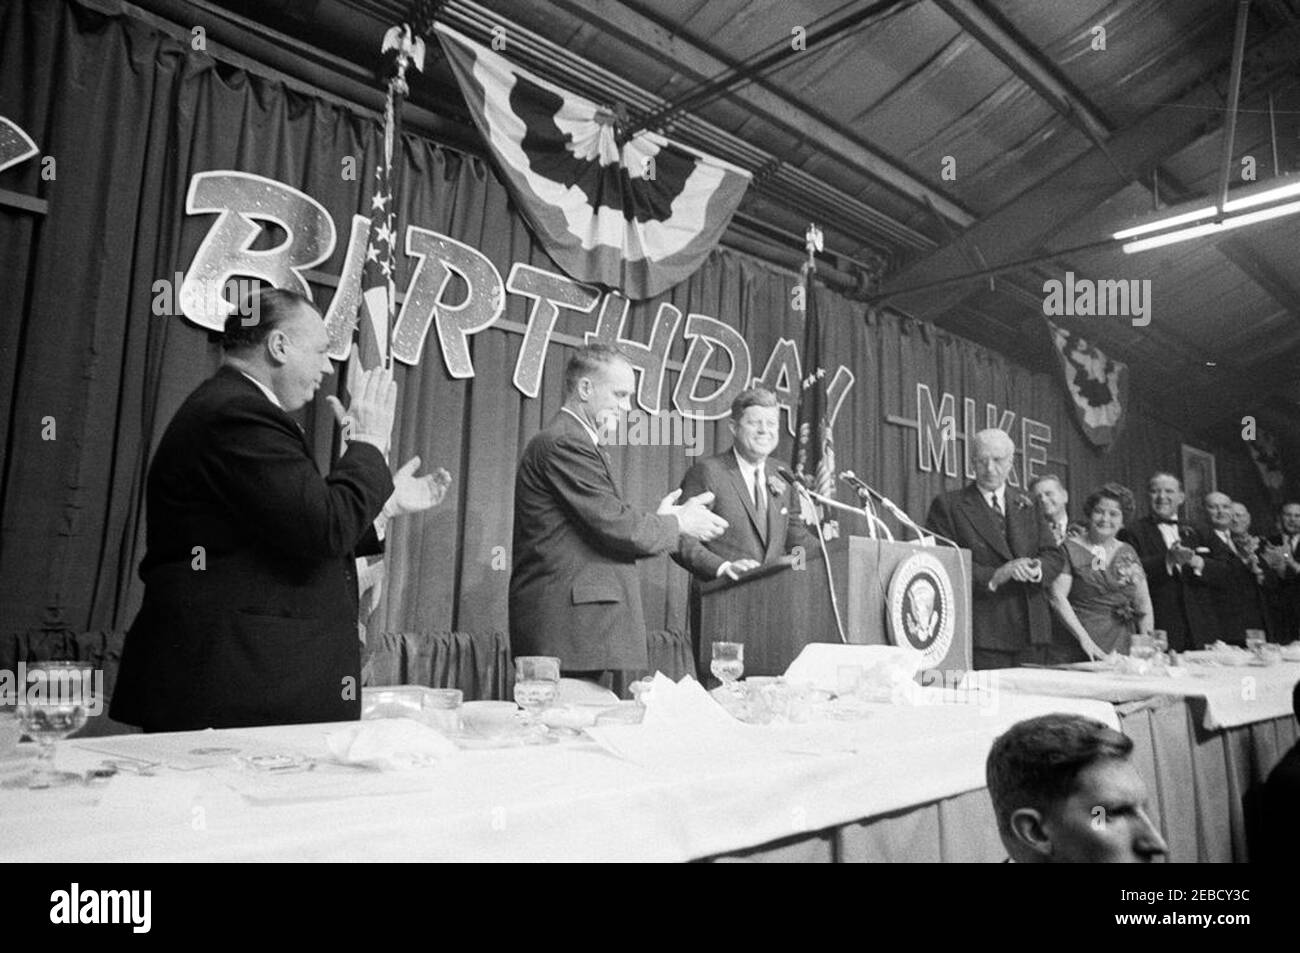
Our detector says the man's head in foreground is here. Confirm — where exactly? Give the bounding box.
[986,713,1168,863]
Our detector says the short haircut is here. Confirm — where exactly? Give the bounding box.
[973,428,1014,455]
[1281,501,1300,515]
[562,343,631,399]
[1083,486,1127,518]
[730,385,778,420]
[986,713,1133,836]
[220,286,316,351]
[1148,471,1181,493]
[1029,473,1064,493]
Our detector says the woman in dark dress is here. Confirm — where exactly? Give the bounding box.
[1048,487,1154,660]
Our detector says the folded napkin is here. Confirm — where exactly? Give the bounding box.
[784,644,924,701]
[324,719,458,770]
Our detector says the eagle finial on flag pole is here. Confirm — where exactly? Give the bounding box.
[382,24,426,97]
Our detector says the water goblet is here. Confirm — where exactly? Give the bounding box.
[513,656,560,733]
[711,642,744,691]
[7,661,97,789]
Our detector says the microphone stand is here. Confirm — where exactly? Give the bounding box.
[786,480,849,645]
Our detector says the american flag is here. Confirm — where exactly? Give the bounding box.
[794,265,836,501]
[357,97,399,381]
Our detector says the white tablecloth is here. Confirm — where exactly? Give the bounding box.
[975,661,1299,730]
[0,692,1115,863]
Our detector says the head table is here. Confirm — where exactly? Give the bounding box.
[1,691,1117,864]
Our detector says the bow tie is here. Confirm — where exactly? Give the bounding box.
[1156,517,1179,525]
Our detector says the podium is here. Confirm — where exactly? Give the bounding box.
[695,536,972,677]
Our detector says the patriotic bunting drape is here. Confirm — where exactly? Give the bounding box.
[434,23,751,299]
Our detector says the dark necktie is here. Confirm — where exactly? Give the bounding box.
[753,468,766,517]
[989,493,1006,538]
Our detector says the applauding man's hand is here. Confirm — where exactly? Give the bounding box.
[325,345,397,456]
[659,489,728,541]
[383,457,453,518]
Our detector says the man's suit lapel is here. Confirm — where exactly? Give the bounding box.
[220,366,313,456]
[960,484,1013,559]
[723,453,766,545]
[556,412,618,492]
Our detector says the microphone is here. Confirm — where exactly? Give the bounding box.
[841,470,929,544]
[839,470,871,498]
[776,466,804,487]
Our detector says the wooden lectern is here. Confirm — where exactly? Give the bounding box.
[695,535,972,677]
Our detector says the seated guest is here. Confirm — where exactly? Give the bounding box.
[1119,472,1227,651]
[1048,487,1153,660]
[1261,680,1300,862]
[1203,492,1263,646]
[1029,473,1070,544]
[1260,501,1300,643]
[925,429,1063,669]
[986,713,1168,863]
[674,385,812,583]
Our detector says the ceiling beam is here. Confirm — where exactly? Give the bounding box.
[930,0,1114,149]
[542,0,976,228]
[878,20,1300,315]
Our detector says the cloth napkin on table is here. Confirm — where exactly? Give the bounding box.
[324,719,459,770]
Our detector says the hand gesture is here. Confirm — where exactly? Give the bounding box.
[717,558,761,581]
[324,345,396,455]
[383,456,452,517]
[659,489,728,541]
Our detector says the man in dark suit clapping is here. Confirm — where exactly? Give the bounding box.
[510,344,726,681]
[1260,501,1300,643]
[1118,473,1227,651]
[112,288,443,731]
[925,429,1063,670]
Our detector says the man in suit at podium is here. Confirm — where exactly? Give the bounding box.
[674,387,814,673]
[925,428,1063,670]
[675,386,813,583]
[1118,472,1226,651]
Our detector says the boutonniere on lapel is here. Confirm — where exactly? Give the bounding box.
[1178,524,1195,542]
[1013,493,1033,511]
[767,474,788,497]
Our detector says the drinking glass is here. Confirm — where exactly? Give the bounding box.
[423,689,463,734]
[1151,630,1169,654]
[1245,629,1267,657]
[513,656,560,728]
[711,642,744,690]
[8,661,97,789]
[1130,633,1155,662]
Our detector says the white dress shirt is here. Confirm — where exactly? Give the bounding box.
[734,450,767,510]
[238,370,283,410]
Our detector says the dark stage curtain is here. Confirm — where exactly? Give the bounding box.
[0,0,1275,667]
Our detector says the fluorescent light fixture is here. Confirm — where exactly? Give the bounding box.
[1121,198,1300,254]
[1221,178,1300,213]
[1112,205,1218,240]
[1121,222,1223,254]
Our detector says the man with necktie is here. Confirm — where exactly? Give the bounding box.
[1029,473,1071,545]
[925,429,1064,670]
[673,386,815,673]
[1118,472,1227,651]
[509,344,726,682]
[1261,501,1300,642]
[1202,491,1264,646]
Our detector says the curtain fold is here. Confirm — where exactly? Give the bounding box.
[0,0,1275,658]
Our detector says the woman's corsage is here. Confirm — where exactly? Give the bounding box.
[1113,548,1143,587]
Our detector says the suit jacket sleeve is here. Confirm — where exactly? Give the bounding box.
[1120,526,1171,580]
[542,433,679,558]
[926,494,995,592]
[673,461,725,579]
[205,396,394,559]
[1033,513,1065,585]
